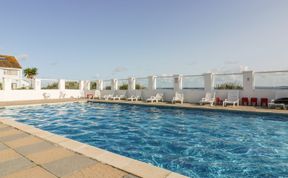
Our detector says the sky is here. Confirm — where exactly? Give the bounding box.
[0,0,288,80]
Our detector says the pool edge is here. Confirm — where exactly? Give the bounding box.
[87,99,288,116]
[0,118,188,178]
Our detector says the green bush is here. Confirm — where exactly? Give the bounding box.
[105,86,111,90]
[65,81,80,89]
[136,84,146,89]
[119,84,128,90]
[90,82,97,90]
[42,82,59,89]
[215,82,243,90]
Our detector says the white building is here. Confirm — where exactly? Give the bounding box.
[0,55,24,89]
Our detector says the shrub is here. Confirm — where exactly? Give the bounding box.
[90,82,97,90]
[136,84,146,89]
[215,82,243,90]
[65,81,80,89]
[119,84,128,90]
[42,82,58,89]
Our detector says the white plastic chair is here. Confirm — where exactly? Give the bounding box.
[146,93,163,103]
[199,92,215,106]
[172,92,184,104]
[223,91,240,107]
[93,90,101,99]
[268,91,287,109]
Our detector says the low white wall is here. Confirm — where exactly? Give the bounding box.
[90,88,288,104]
[0,89,83,101]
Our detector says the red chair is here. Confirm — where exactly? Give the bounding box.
[241,97,249,106]
[86,94,94,99]
[251,97,258,106]
[216,97,223,105]
[261,98,268,107]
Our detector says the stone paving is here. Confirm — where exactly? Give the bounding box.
[0,123,138,178]
[88,99,288,115]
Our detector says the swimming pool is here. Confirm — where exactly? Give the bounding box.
[1,102,288,177]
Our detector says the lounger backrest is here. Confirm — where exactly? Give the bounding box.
[155,93,163,100]
[205,92,212,100]
[175,92,183,99]
[94,90,101,97]
[227,91,239,101]
[212,92,216,100]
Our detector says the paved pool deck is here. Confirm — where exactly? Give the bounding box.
[0,99,187,178]
[88,99,288,116]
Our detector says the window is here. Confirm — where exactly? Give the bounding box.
[65,80,80,89]
[4,70,18,75]
[214,73,243,90]
[90,81,97,90]
[182,75,204,89]
[135,78,148,89]
[103,80,111,90]
[41,79,59,89]
[118,79,128,90]
[156,76,174,89]
[254,71,288,89]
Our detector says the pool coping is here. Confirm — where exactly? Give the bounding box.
[0,118,188,178]
[87,99,288,116]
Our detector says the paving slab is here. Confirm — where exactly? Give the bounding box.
[5,135,43,148]
[43,154,97,177]
[2,166,57,178]
[0,149,22,163]
[27,147,75,164]
[0,142,8,151]
[0,129,23,138]
[0,126,11,132]
[0,133,29,142]
[0,157,34,177]
[62,163,127,178]
[15,141,55,155]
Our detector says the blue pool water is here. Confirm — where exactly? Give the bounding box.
[1,102,288,177]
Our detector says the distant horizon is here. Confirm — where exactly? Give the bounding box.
[1,0,288,80]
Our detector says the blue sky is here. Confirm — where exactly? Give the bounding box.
[0,0,288,80]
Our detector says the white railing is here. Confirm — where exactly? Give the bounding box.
[254,70,288,89]
[103,80,112,90]
[156,76,174,90]
[0,69,288,102]
[213,73,243,90]
[182,75,204,90]
[41,79,59,90]
[135,77,148,90]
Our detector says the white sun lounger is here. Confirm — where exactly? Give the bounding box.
[127,95,141,101]
[223,91,240,107]
[93,90,101,99]
[268,91,287,109]
[172,92,184,104]
[112,94,125,100]
[102,94,113,100]
[59,91,66,99]
[146,93,163,103]
[199,92,215,106]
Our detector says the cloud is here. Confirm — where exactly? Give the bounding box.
[240,65,249,72]
[208,65,250,74]
[17,54,29,61]
[112,66,128,73]
[49,62,58,66]
[224,60,239,65]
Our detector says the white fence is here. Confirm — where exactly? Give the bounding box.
[0,70,288,103]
